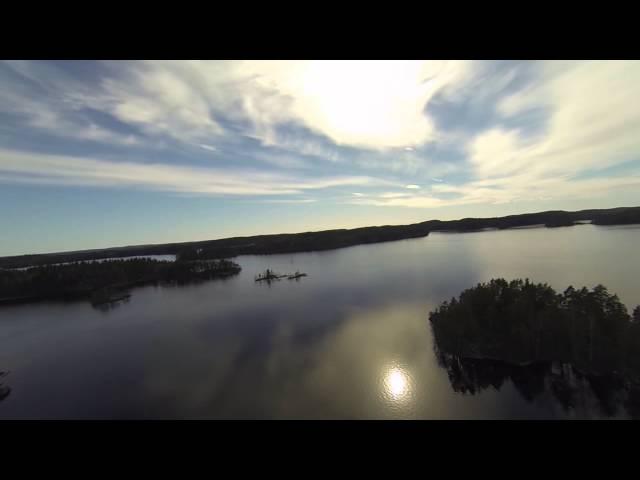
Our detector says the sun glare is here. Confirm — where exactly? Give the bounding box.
[282,61,453,149]
[383,366,411,401]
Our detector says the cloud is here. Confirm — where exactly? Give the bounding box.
[349,148,462,177]
[1,60,639,213]
[0,148,392,196]
[37,60,474,153]
[379,192,413,199]
[259,134,342,163]
[0,61,146,148]
[445,61,640,208]
[251,151,311,169]
[199,144,217,152]
[231,60,474,150]
[0,87,141,148]
[0,60,475,175]
[258,198,317,204]
[477,61,640,180]
[351,174,640,209]
[98,63,226,144]
[351,195,448,208]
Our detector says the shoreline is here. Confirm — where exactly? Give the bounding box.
[1,206,639,269]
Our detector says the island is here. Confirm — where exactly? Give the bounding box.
[254,269,307,282]
[429,279,640,417]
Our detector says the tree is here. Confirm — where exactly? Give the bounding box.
[429,278,638,378]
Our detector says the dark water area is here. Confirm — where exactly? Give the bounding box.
[1,224,639,419]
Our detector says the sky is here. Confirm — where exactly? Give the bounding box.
[1,60,640,256]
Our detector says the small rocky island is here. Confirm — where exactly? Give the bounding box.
[255,268,307,283]
[429,279,640,417]
[0,258,241,308]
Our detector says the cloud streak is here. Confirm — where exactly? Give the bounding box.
[0,149,393,196]
[350,174,640,209]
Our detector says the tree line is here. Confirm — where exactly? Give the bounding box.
[0,258,241,305]
[429,278,640,378]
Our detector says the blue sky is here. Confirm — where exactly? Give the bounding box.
[1,60,639,256]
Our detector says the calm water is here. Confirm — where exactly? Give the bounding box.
[1,224,639,419]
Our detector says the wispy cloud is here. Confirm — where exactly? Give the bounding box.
[230,60,474,150]
[0,148,392,196]
[199,144,218,152]
[0,61,147,148]
[4,60,474,153]
[351,174,640,209]
[251,151,311,169]
[379,192,413,199]
[1,60,639,213]
[452,61,640,208]
[258,198,317,204]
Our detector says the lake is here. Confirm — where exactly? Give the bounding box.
[1,224,639,419]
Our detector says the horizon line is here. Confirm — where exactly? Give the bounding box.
[2,205,639,259]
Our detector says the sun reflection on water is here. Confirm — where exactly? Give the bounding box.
[382,365,413,403]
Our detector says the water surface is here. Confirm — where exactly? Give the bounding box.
[1,224,639,419]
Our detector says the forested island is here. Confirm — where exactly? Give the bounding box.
[1,206,639,269]
[0,258,241,307]
[429,279,640,417]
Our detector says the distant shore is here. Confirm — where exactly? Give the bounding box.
[1,206,639,269]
